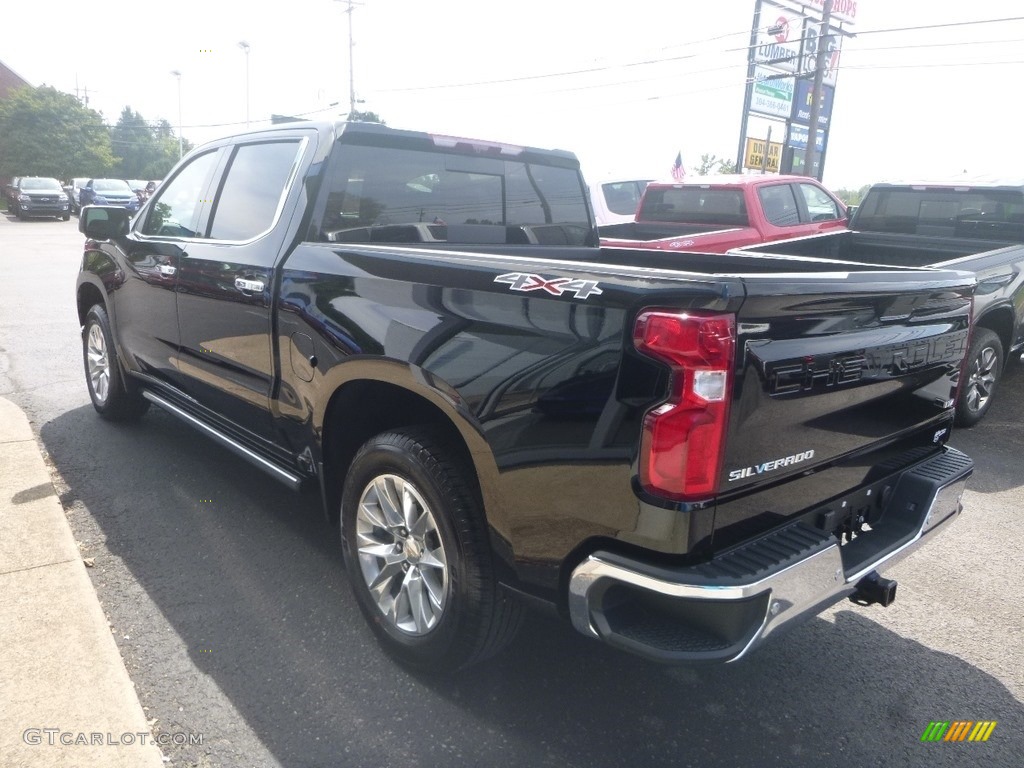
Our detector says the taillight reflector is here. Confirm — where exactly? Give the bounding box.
[633,311,736,501]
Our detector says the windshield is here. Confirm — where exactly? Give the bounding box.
[94,179,132,193]
[21,178,63,191]
[640,187,749,226]
[318,142,594,245]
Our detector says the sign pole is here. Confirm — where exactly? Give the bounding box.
[762,126,772,173]
[805,0,833,179]
[737,0,762,173]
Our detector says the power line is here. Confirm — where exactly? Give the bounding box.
[854,15,1024,36]
[366,15,1024,96]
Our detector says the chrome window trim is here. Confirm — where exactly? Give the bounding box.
[134,136,309,247]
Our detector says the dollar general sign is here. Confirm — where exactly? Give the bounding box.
[744,137,782,172]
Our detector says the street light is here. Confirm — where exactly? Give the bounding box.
[170,70,183,160]
[237,41,250,128]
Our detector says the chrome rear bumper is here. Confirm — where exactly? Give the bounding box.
[568,447,972,663]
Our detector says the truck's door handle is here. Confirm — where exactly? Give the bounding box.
[159,265,177,276]
[235,278,265,293]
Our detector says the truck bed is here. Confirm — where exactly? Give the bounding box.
[598,221,737,241]
[736,228,1018,268]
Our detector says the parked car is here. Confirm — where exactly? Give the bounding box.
[65,177,90,214]
[599,174,849,253]
[4,176,22,212]
[11,177,71,220]
[588,178,652,226]
[80,179,140,211]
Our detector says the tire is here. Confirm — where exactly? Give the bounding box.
[61,213,70,221]
[955,328,1003,427]
[82,304,150,421]
[340,428,522,672]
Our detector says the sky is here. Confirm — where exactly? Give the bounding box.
[3,0,1023,190]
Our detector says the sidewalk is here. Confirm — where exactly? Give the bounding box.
[0,397,164,767]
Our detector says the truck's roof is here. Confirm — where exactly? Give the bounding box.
[870,176,1024,192]
[647,174,824,189]
[225,119,580,164]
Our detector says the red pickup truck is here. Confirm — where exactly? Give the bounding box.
[599,174,849,253]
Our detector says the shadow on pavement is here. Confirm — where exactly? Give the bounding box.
[40,404,1023,768]
[948,358,1023,496]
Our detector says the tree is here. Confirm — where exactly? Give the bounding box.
[0,86,114,179]
[111,107,157,177]
[833,184,871,206]
[147,119,192,178]
[348,109,384,124]
[111,109,190,179]
[695,153,737,175]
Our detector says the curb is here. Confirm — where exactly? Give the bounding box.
[0,397,165,767]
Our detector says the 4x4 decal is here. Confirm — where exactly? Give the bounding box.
[494,272,603,300]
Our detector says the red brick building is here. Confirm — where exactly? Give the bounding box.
[1,60,32,188]
[0,59,30,100]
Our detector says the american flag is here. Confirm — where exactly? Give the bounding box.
[671,151,685,182]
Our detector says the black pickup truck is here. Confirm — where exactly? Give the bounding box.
[736,179,1024,426]
[76,122,974,671]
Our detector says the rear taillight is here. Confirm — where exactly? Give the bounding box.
[633,310,736,501]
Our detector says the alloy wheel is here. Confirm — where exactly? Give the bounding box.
[965,346,998,413]
[355,474,449,635]
[86,323,110,404]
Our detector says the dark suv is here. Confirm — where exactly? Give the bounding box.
[12,177,71,220]
[80,178,139,211]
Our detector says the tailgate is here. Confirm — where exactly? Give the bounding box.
[714,267,973,538]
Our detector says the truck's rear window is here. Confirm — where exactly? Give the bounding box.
[639,187,748,227]
[856,187,1024,241]
[317,144,593,246]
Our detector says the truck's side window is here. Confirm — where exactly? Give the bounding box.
[797,183,841,221]
[208,141,302,241]
[139,150,219,238]
[759,184,801,227]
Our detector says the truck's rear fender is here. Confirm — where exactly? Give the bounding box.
[275,241,745,593]
[313,361,497,527]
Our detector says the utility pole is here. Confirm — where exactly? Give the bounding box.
[170,70,183,160]
[805,0,833,180]
[334,0,358,114]
[348,0,357,114]
[238,41,251,128]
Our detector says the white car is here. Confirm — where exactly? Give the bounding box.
[588,178,652,226]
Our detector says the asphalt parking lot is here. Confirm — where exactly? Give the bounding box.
[1,213,1021,767]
